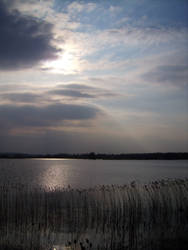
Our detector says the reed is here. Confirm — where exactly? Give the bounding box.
[0,179,188,249]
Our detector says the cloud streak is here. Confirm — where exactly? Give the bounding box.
[48,83,117,99]
[0,93,40,103]
[50,89,95,98]
[142,64,188,87]
[0,103,101,132]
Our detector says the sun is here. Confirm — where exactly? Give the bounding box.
[43,51,79,74]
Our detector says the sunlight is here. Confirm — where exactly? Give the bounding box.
[43,51,79,74]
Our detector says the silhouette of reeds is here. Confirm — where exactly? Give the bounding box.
[0,179,188,249]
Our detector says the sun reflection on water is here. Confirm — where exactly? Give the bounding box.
[40,160,71,189]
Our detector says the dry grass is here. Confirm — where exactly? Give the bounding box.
[0,179,188,249]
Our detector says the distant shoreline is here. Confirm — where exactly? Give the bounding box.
[0,152,188,160]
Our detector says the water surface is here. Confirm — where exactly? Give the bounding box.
[0,159,187,188]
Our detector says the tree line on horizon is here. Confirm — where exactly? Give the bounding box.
[0,152,188,160]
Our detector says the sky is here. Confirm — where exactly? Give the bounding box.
[0,0,188,154]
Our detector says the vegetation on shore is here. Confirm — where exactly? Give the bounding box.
[0,179,188,249]
[0,152,188,160]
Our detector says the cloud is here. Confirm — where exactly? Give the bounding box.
[0,93,40,103]
[0,103,100,131]
[50,89,95,98]
[142,64,188,87]
[48,83,117,99]
[51,24,188,76]
[63,83,96,90]
[0,1,59,70]
[67,2,96,14]
[50,83,96,98]
[103,26,188,48]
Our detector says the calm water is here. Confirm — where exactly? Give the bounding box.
[0,159,187,188]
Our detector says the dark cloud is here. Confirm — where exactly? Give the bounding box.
[50,89,95,98]
[0,1,59,70]
[1,93,40,103]
[49,84,117,99]
[0,103,100,129]
[142,64,188,87]
[64,84,96,90]
[64,84,117,97]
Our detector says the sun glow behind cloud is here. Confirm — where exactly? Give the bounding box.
[42,49,79,74]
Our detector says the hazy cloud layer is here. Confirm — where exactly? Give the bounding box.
[0,1,59,70]
[0,103,100,131]
[0,83,117,106]
[1,127,187,154]
[0,129,144,154]
[142,64,188,87]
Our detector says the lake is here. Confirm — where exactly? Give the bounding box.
[0,158,187,188]
[1,158,188,250]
